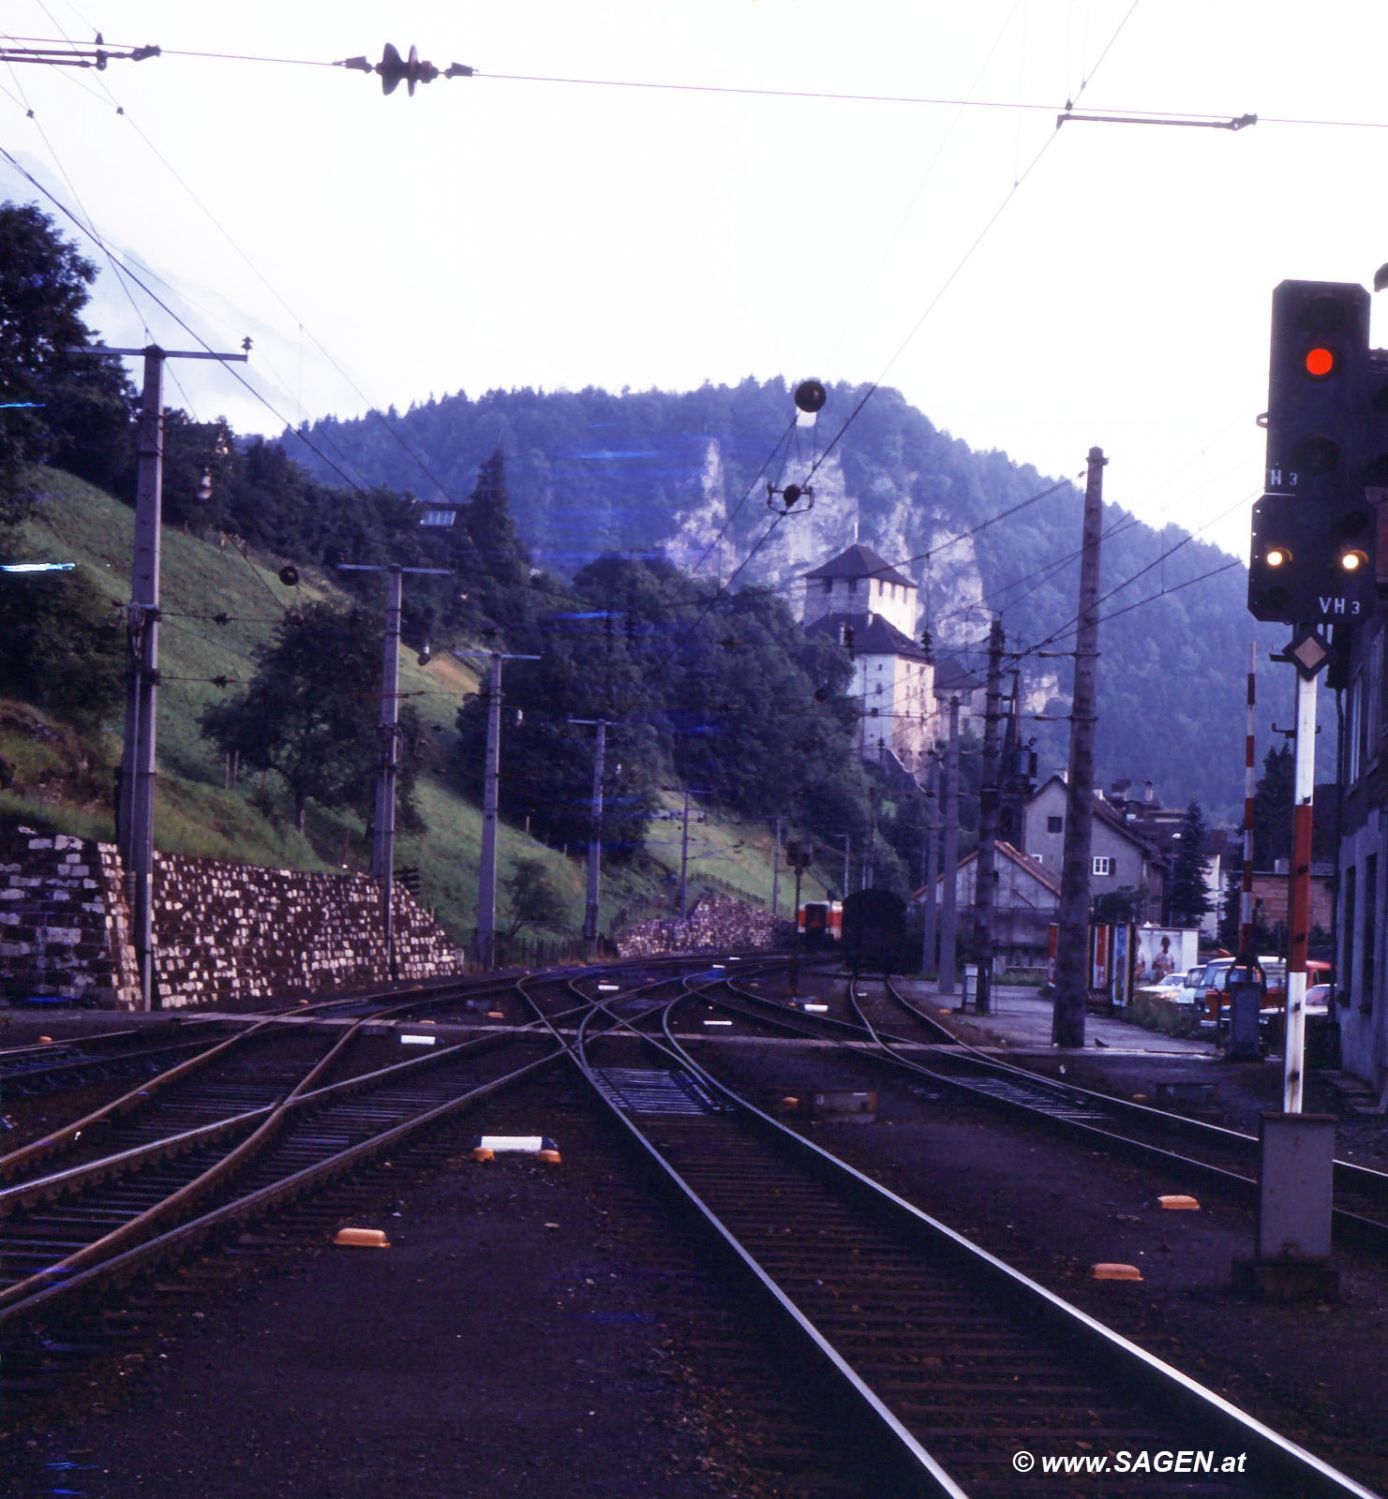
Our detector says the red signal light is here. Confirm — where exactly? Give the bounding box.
[1305,346,1335,378]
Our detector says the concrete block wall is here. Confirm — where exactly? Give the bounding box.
[0,829,463,1009]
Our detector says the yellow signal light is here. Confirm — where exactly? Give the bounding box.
[1341,549,1369,572]
[1265,546,1292,568]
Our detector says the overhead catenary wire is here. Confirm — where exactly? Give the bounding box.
[1013,488,1255,660]
[0,142,377,498]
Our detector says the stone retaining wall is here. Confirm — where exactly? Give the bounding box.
[614,890,785,958]
[0,829,463,1009]
[0,832,139,1008]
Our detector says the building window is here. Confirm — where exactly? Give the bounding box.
[1047,815,1063,834]
[821,578,832,593]
[1092,855,1113,876]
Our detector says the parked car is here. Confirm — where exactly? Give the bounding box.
[1138,971,1190,1002]
[1304,983,1333,1017]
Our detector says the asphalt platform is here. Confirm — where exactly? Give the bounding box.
[894,979,1219,1059]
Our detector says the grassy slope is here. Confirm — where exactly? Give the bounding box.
[5,470,792,942]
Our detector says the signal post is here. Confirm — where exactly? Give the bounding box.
[1238,277,1388,1296]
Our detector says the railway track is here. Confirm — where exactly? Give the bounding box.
[693,970,1388,1250]
[566,973,1376,1497]
[0,959,733,1378]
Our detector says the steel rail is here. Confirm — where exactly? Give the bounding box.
[0,1048,563,1335]
[699,972,1388,1250]
[0,959,692,1334]
[633,980,1377,1498]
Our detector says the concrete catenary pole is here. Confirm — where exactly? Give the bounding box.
[105,341,247,1011]
[455,648,540,969]
[938,696,962,995]
[571,718,609,949]
[921,751,940,975]
[117,349,165,1012]
[678,787,692,920]
[374,567,403,976]
[340,563,450,980]
[973,618,1005,1015]
[1052,447,1107,1048]
[478,653,504,966]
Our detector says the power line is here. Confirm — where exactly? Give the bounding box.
[0,142,373,496]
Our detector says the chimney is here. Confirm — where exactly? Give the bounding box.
[1144,780,1155,803]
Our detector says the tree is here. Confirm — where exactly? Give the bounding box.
[0,563,123,729]
[1167,801,1212,927]
[200,603,422,835]
[1252,743,1293,870]
[1093,886,1142,924]
[502,858,568,937]
[0,201,135,515]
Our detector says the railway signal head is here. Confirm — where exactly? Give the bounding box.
[1249,279,1385,624]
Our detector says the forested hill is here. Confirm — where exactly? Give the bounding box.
[288,379,1287,820]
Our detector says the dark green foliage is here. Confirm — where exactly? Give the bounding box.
[200,603,424,834]
[291,378,1291,819]
[0,561,123,729]
[0,201,136,517]
[502,858,567,937]
[1167,801,1213,926]
[1253,744,1293,869]
[1094,886,1143,924]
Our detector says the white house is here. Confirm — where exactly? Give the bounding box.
[801,544,935,780]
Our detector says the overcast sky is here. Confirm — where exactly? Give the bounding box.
[5,0,1388,559]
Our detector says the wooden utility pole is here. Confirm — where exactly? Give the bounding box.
[1052,447,1106,1048]
[771,816,782,918]
[974,618,1005,1015]
[938,696,961,995]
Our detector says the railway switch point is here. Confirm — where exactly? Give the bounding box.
[333,1227,391,1249]
[1158,1195,1201,1211]
[1091,1262,1144,1281]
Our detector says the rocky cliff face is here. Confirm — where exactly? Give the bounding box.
[667,439,988,651]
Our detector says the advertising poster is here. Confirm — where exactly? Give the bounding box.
[1090,924,1111,994]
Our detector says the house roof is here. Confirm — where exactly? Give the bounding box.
[915,840,1062,900]
[1030,774,1162,859]
[804,610,930,661]
[803,544,915,590]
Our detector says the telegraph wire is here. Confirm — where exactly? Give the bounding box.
[1,33,386,493]
[1012,489,1254,660]
[0,142,372,495]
